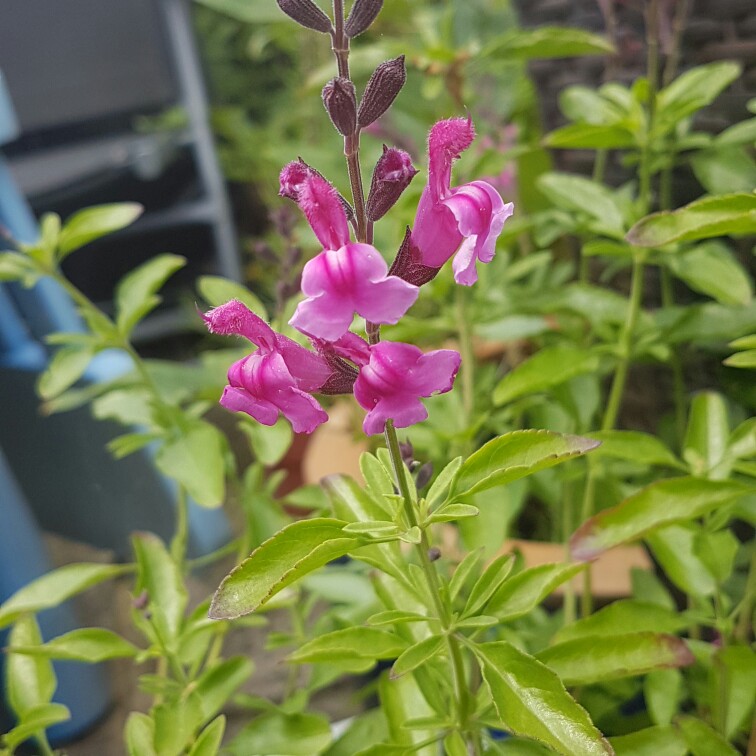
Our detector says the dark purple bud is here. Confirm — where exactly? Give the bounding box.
[276,0,333,33]
[428,546,442,562]
[366,145,418,221]
[388,227,441,288]
[399,439,414,466]
[345,0,384,38]
[322,77,358,137]
[358,56,406,129]
[415,461,433,490]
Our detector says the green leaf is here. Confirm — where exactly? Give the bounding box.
[133,532,188,644]
[537,633,694,685]
[367,610,429,627]
[6,616,56,718]
[426,456,463,509]
[427,503,479,524]
[240,418,293,467]
[0,563,127,629]
[125,712,157,756]
[691,147,756,195]
[570,478,750,560]
[609,725,687,756]
[656,62,742,134]
[449,549,484,602]
[228,712,332,756]
[464,554,516,616]
[361,452,396,500]
[10,628,140,662]
[37,346,95,400]
[676,715,739,756]
[195,657,253,721]
[115,254,186,335]
[646,524,717,597]
[289,627,408,664]
[0,251,40,284]
[58,203,143,259]
[552,600,687,644]
[683,391,732,477]
[626,193,756,247]
[2,703,70,751]
[378,671,435,752]
[188,716,226,756]
[452,430,600,498]
[644,669,683,727]
[586,431,684,469]
[390,635,445,679]
[724,348,756,368]
[486,563,586,621]
[473,641,612,755]
[485,27,614,60]
[715,646,756,738]
[545,123,636,149]
[197,275,268,321]
[666,242,752,306]
[715,117,756,146]
[493,346,601,406]
[155,422,226,508]
[209,518,365,619]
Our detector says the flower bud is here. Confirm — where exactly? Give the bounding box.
[276,0,333,33]
[345,0,384,38]
[322,77,357,136]
[358,56,406,129]
[366,146,418,221]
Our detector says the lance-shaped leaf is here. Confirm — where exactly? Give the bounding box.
[486,563,585,621]
[676,716,740,756]
[626,193,756,247]
[473,641,612,755]
[390,635,445,679]
[452,430,599,499]
[493,346,601,406]
[58,203,143,259]
[552,600,686,645]
[210,518,365,619]
[484,27,614,60]
[585,431,685,470]
[10,628,140,662]
[609,725,687,756]
[2,703,71,752]
[0,563,128,629]
[288,627,407,664]
[6,616,57,718]
[537,633,694,685]
[570,478,750,561]
[189,716,226,756]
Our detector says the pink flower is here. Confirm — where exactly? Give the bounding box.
[203,300,341,434]
[283,168,419,341]
[353,341,461,435]
[411,117,514,286]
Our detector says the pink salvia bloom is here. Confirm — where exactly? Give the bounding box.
[411,116,514,286]
[202,300,332,434]
[353,341,461,435]
[290,242,419,341]
[285,170,419,341]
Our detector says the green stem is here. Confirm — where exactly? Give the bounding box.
[562,481,577,626]
[384,420,477,754]
[735,548,756,644]
[456,287,475,442]
[35,733,55,756]
[170,486,189,569]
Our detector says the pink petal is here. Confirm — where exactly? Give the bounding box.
[297,172,350,251]
[291,244,418,341]
[411,186,463,268]
[413,349,462,395]
[220,385,279,426]
[279,160,310,201]
[274,333,333,392]
[272,387,329,434]
[202,300,275,349]
[328,332,371,366]
[362,394,428,436]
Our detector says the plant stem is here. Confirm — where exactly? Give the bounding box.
[735,548,756,644]
[170,486,189,569]
[384,420,478,753]
[456,287,475,441]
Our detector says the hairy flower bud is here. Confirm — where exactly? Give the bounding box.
[366,146,418,221]
[358,56,406,129]
[322,77,357,136]
[345,0,384,38]
[276,0,333,33]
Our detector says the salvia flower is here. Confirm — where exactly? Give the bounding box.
[411,116,514,286]
[203,300,352,434]
[353,341,461,435]
[283,169,418,341]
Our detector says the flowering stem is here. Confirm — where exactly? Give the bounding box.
[384,420,478,753]
[456,286,475,438]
